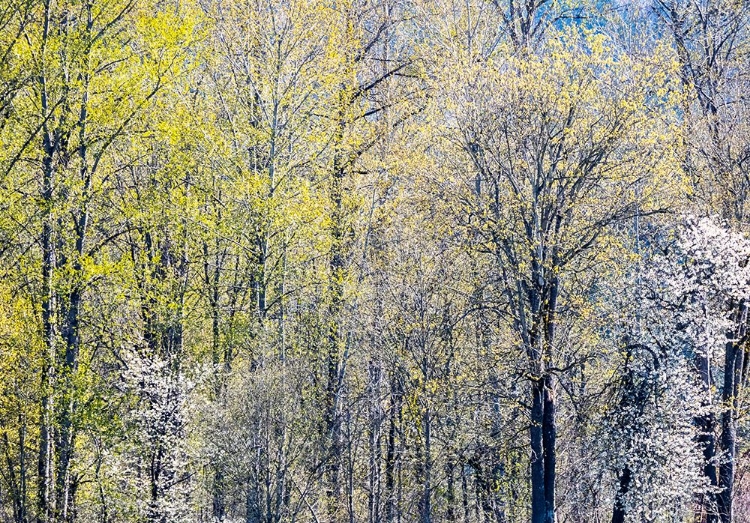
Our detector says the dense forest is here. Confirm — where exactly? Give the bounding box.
[0,0,749,522]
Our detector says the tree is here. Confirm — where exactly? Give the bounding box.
[0,1,196,520]
[655,2,750,519]
[2,1,750,522]
[423,22,681,522]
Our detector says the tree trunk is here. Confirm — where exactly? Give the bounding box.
[37,2,56,519]
[718,344,737,523]
[384,378,401,523]
[611,465,631,523]
[531,277,559,523]
[542,374,556,523]
[368,362,382,523]
[696,351,719,522]
[530,378,545,523]
[718,302,747,523]
[419,403,432,523]
[56,285,82,523]
[445,458,456,522]
[326,109,347,521]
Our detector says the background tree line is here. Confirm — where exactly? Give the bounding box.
[0,0,749,522]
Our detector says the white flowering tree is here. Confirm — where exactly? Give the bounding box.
[606,216,750,522]
[122,346,192,523]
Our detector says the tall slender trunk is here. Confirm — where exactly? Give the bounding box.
[326,107,346,520]
[445,458,456,522]
[542,374,556,523]
[530,378,545,523]
[718,342,737,523]
[19,422,28,522]
[384,378,400,523]
[37,1,56,520]
[696,350,719,522]
[56,283,80,523]
[368,362,382,523]
[204,233,226,520]
[543,279,559,523]
[419,403,432,523]
[326,241,343,521]
[39,156,55,523]
[531,277,558,523]
[718,301,747,523]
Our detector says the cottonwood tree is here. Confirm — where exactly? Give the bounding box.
[0,5,36,522]
[4,1,195,521]
[310,2,418,519]
[198,0,338,518]
[424,23,680,522]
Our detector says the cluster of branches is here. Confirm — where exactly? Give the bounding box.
[0,1,749,523]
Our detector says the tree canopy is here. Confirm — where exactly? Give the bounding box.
[0,1,749,522]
